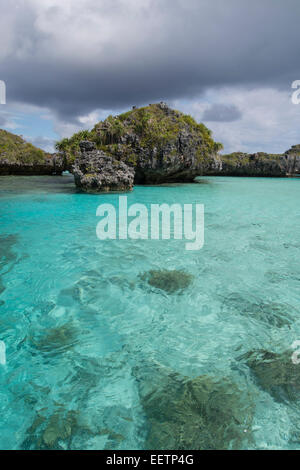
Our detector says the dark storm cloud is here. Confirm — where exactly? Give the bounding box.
[1,0,300,121]
[202,104,242,122]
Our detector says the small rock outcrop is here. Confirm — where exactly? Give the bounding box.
[73,141,134,193]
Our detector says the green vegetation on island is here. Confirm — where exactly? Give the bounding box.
[56,103,223,167]
[0,129,49,165]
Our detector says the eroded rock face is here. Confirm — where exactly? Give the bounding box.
[0,154,65,175]
[73,141,134,192]
[59,103,223,184]
[134,362,254,450]
[284,145,300,174]
[0,129,66,175]
[99,103,223,183]
[217,146,300,177]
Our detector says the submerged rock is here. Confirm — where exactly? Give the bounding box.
[265,269,300,284]
[221,293,294,328]
[0,234,18,271]
[23,407,79,450]
[239,349,300,402]
[73,141,134,193]
[0,234,19,298]
[42,411,77,448]
[22,363,130,450]
[30,323,78,354]
[134,362,253,450]
[59,272,135,309]
[139,269,193,294]
[59,273,108,307]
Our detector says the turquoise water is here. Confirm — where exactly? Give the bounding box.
[0,175,300,449]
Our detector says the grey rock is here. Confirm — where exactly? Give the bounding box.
[79,140,96,153]
[73,145,134,193]
[217,146,300,177]
[91,103,223,184]
[0,152,65,176]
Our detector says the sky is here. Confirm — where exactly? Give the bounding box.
[0,0,300,154]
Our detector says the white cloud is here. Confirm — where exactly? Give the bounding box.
[173,86,300,153]
[52,108,122,139]
[78,111,100,127]
[25,135,55,153]
[25,0,164,64]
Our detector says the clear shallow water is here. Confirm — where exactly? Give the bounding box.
[0,175,300,449]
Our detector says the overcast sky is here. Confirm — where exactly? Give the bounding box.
[0,0,300,153]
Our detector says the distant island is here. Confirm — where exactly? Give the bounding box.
[1,103,300,191]
[0,129,64,176]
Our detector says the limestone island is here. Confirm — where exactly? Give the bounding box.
[1,102,300,192]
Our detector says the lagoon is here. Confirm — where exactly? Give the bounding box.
[0,175,300,449]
